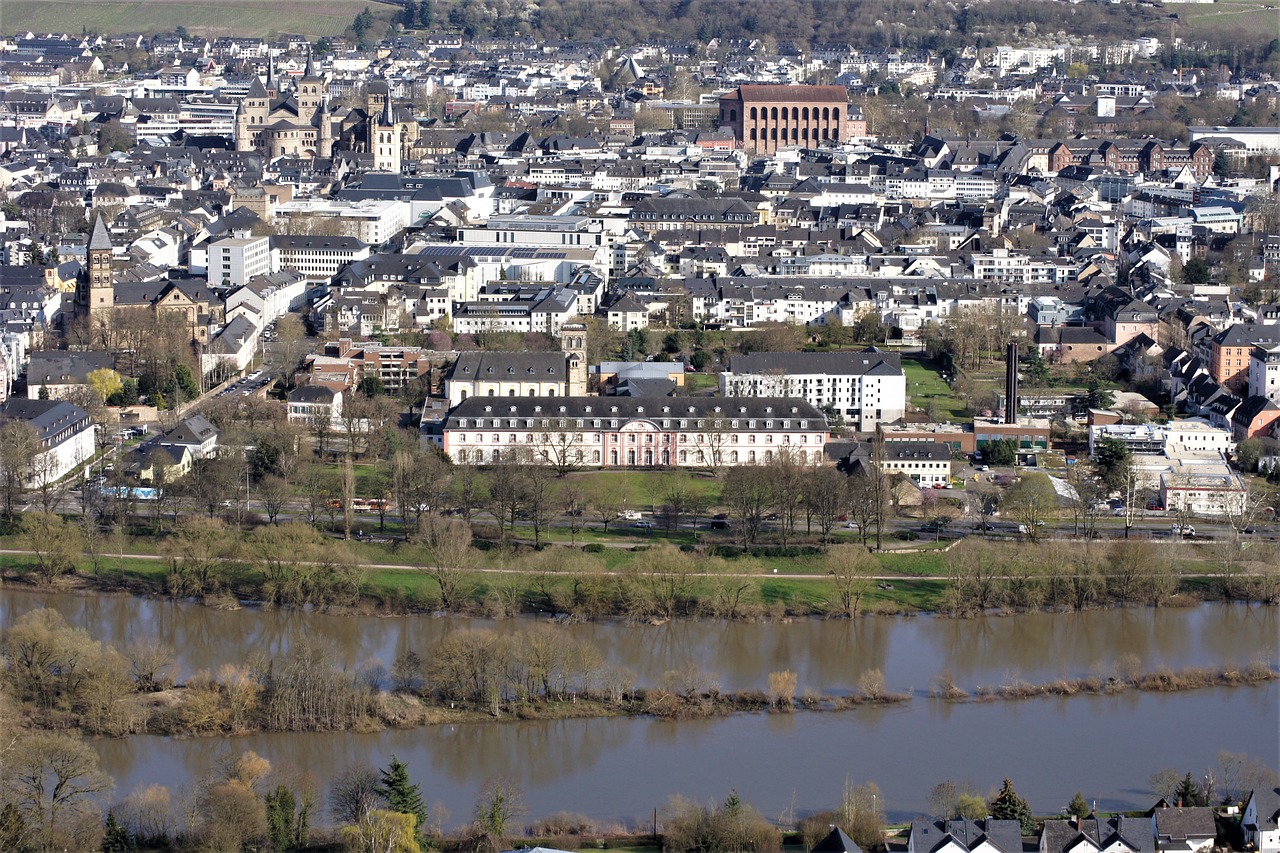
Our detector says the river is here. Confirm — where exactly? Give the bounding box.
[2,589,1276,826]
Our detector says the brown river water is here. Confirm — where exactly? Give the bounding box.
[3,589,1275,826]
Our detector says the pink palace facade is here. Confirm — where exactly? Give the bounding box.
[441,397,829,468]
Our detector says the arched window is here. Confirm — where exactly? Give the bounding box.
[680,450,688,463]
[833,107,840,123]
[771,107,778,120]
[750,128,757,141]
[750,107,757,120]
[730,109,738,122]
[593,450,602,464]
[802,127,809,141]
[792,107,799,120]
[748,451,757,464]
[822,107,830,120]
[803,107,810,120]
[771,127,778,140]
[730,451,739,463]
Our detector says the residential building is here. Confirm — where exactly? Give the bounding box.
[1242,788,1280,853]
[1039,815,1155,853]
[1152,806,1216,853]
[207,235,272,287]
[25,350,114,400]
[907,819,1024,853]
[286,385,343,428]
[882,441,953,487]
[1209,324,1280,395]
[720,349,906,430]
[0,397,96,485]
[1249,342,1280,404]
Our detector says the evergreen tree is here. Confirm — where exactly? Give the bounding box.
[1068,792,1090,819]
[418,0,435,28]
[103,811,135,852]
[378,755,429,832]
[990,778,1035,835]
[402,0,420,27]
[265,785,297,852]
[1174,773,1205,807]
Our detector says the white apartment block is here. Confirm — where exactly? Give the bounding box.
[208,235,272,287]
[1249,342,1280,404]
[720,349,907,430]
[270,235,373,280]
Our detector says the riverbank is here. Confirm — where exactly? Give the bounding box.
[3,530,1277,624]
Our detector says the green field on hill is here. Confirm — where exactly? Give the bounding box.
[3,0,397,38]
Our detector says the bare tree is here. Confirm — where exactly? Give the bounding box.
[3,731,113,850]
[536,419,585,477]
[0,420,39,520]
[826,544,876,617]
[721,465,773,547]
[805,466,848,542]
[414,515,475,610]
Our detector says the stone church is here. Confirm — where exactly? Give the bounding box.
[234,54,416,169]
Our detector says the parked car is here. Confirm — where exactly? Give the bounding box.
[709,519,732,530]
[620,509,642,521]
[633,520,654,531]
[1171,524,1196,537]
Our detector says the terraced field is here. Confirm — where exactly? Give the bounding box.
[3,0,399,38]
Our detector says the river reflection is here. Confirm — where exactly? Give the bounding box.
[3,589,1274,693]
[9,588,1271,826]
[90,687,1275,828]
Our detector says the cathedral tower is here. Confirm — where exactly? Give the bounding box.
[371,96,401,173]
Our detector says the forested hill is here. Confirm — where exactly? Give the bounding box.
[438,0,1170,51]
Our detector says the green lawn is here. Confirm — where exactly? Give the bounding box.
[684,372,720,393]
[901,355,968,420]
[1,0,398,37]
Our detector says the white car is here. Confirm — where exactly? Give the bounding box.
[620,509,642,521]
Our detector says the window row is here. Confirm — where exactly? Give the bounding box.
[749,106,841,121]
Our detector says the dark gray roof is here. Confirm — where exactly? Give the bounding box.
[164,414,218,446]
[1041,816,1155,853]
[729,349,902,377]
[812,827,863,853]
[909,819,1024,853]
[445,396,827,429]
[289,385,337,403]
[1153,807,1215,842]
[447,351,567,382]
[0,398,90,445]
[88,214,113,251]
[884,441,951,462]
[26,350,114,385]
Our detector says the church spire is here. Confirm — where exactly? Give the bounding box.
[304,45,316,79]
[88,213,113,251]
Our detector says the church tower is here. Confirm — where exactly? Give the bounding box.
[79,215,115,324]
[371,96,401,173]
[560,322,588,396]
[236,73,269,152]
[298,48,324,119]
[317,96,333,158]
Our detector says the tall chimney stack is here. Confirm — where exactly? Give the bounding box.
[1005,341,1019,425]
